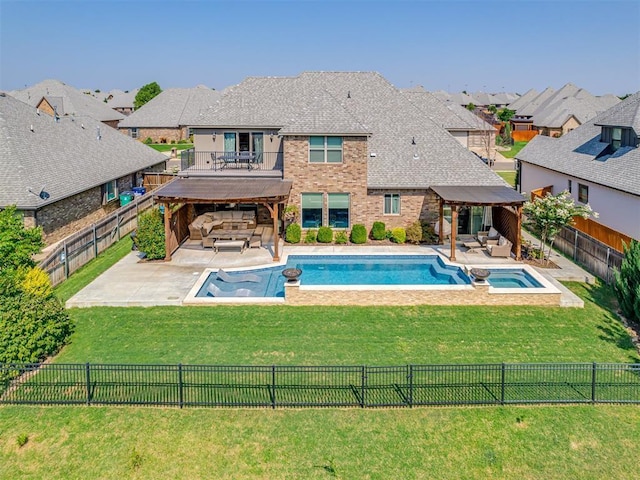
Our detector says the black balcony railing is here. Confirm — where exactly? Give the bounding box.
[180,150,283,173]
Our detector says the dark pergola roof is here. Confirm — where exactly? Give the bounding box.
[153,177,293,204]
[431,185,526,206]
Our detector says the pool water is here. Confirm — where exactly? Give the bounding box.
[196,255,542,298]
[485,269,543,288]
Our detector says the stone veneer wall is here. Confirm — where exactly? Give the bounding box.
[119,127,187,143]
[283,136,441,231]
[284,283,561,306]
[32,174,136,245]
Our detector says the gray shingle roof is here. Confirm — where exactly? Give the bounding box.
[118,86,222,128]
[0,93,168,209]
[517,92,640,196]
[105,89,138,109]
[507,88,539,111]
[9,79,124,123]
[595,93,640,132]
[402,89,495,131]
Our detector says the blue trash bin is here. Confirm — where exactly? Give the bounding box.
[132,186,146,196]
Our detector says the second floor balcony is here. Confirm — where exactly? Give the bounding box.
[180,150,283,178]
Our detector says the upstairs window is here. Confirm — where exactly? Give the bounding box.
[567,180,572,193]
[309,136,343,163]
[129,127,138,139]
[578,183,589,204]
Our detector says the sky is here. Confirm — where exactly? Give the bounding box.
[1,0,638,96]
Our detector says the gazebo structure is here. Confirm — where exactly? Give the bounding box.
[430,185,526,261]
[153,177,292,261]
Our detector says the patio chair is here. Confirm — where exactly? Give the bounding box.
[476,226,501,246]
[216,269,260,283]
[206,283,254,297]
[486,236,513,257]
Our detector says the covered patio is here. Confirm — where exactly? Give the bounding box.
[153,177,292,261]
[431,185,526,262]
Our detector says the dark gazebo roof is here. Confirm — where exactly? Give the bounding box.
[430,185,526,206]
[153,178,292,204]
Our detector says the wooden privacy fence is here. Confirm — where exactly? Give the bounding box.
[512,130,538,142]
[553,225,625,284]
[143,172,177,191]
[1,362,639,408]
[40,195,155,287]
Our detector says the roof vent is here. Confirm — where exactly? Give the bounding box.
[411,136,416,145]
[36,107,40,115]
[96,126,101,140]
[347,91,351,99]
[30,124,34,132]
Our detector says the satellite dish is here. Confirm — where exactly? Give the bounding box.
[39,190,50,200]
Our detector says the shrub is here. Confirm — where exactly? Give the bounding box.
[0,294,73,366]
[391,227,406,244]
[405,221,422,244]
[304,229,317,243]
[334,231,348,244]
[317,226,333,243]
[16,434,29,448]
[421,222,439,244]
[21,266,53,298]
[177,139,188,144]
[385,229,394,240]
[370,221,386,240]
[614,240,640,323]
[350,224,367,244]
[143,137,153,145]
[135,208,165,260]
[285,223,302,243]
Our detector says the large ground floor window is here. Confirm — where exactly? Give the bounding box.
[328,193,350,228]
[443,206,484,235]
[301,193,323,228]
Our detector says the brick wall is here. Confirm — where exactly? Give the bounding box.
[31,173,136,245]
[119,127,187,143]
[283,136,441,231]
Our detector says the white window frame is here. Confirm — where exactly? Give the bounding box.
[383,193,400,215]
[130,127,138,139]
[103,180,118,204]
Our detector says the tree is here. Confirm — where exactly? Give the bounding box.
[497,108,515,122]
[135,208,166,260]
[523,191,597,265]
[134,82,162,109]
[614,240,640,323]
[487,104,497,114]
[466,102,476,111]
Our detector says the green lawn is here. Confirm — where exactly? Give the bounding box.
[56,283,637,365]
[148,143,193,152]
[497,170,516,187]
[1,405,639,479]
[500,141,529,159]
[17,247,638,479]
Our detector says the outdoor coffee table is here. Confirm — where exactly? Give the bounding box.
[462,240,483,253]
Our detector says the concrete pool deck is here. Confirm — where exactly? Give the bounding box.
[66,237,590,308]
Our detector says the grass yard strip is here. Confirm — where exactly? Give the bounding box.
[56,283,638,365]
[54,236,133,304]
[497,170,516,187]
[1,405,639,479]
[148,144,193,152]
[500,141,529,159]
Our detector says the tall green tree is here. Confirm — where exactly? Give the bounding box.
[134,81,162,109]
[523,191,597,265]
[614,240,640,323]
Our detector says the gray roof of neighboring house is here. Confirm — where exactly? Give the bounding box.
[517,93,640,196]
[9,79,124,122]
[105,89,139,109]
[401,88,495,131]
[516,87,557,116]
[507,88,539,111]
[118,86,222,128]
[0,93,167,209]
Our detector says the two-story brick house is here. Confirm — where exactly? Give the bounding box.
[154,72,524,260]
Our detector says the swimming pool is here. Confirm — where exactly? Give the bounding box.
[196,255,470,298]
[485,269,543,288]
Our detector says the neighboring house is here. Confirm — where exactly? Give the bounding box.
[104,89,139,116]
[401,86,497,160]
[9,79,124,128]
[509,83,620,138]
[155,72,523,261]
[118,85,222,143]
[0,92,168,244]
[517,92,640,248]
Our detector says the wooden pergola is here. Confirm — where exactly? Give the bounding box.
[153,177,292,261]
[430,185,526,262]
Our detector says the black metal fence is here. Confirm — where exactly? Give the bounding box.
[2,363,639,408]
[180,149,283,173]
